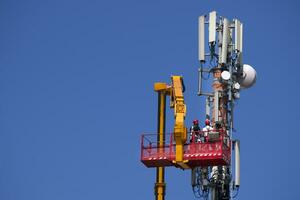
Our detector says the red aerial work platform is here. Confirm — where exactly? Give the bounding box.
[141,130,231,168]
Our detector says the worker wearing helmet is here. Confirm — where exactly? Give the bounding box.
[193,119,199,126]
[202,119,213,142]
[190,119,201,143]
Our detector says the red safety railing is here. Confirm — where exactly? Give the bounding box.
[140,133,175,167]
[185,130,231,167]
[141,130,231,168]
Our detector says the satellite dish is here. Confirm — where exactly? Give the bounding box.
[221,71,231,80]
[238,64,257,89]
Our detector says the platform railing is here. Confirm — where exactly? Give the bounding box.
[141,130,231,167]
[141,133,175,161]
[141,130,230,158]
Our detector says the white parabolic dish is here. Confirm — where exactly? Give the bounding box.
[238,64,257,89]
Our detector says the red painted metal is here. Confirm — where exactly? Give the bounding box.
[140,131,231,168]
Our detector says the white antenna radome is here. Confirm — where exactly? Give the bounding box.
[209,11,216,43]
[238,64,257,88]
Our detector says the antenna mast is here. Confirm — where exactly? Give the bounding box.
[196,11,256,200]
[140,11,256,200]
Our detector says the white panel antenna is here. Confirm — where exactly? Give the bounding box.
[209,11,216,43]
[198,16,205,62]
[221,18,229,64]
[237,22,243,65]
[234,19,243,52]
[229,26,233,55]
[218,29,222,63]
[240,23,243,53]
[235,140,240,187]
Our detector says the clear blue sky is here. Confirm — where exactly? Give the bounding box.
[0,0,299,199]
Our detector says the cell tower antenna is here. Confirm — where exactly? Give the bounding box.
[140,11,256,200]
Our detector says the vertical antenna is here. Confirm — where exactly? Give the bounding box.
[198,67,202,95]
[239,23,243,66]
[240,23,243,53]
[205,97,210,119]
[235,140,240,188]
[234,19,241,52]
[199,15,205,62]
[209,11,216,43]
[218,24,223,64]
[221,18,229,64]
[229,25,234,55]
[214,91,219,122]
[235,21,243,66]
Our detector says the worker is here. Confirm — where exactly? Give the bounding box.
[202,119,213,142]
[190,119,201,143]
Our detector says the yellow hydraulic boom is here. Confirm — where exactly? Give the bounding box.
[169,76,188,168]
[154,76,188,169]
[153,76,188,200]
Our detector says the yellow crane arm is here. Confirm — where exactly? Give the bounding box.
[154,76,189,169]
[170,76,189,169]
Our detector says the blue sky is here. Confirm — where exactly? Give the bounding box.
[0,0,299,199]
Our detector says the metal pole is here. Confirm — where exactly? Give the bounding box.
[211,69,220,200]
[211,68,230,200]
[154,90,166,200]
[206,96,210,119]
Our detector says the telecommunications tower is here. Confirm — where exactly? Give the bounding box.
[140,11,256,200]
